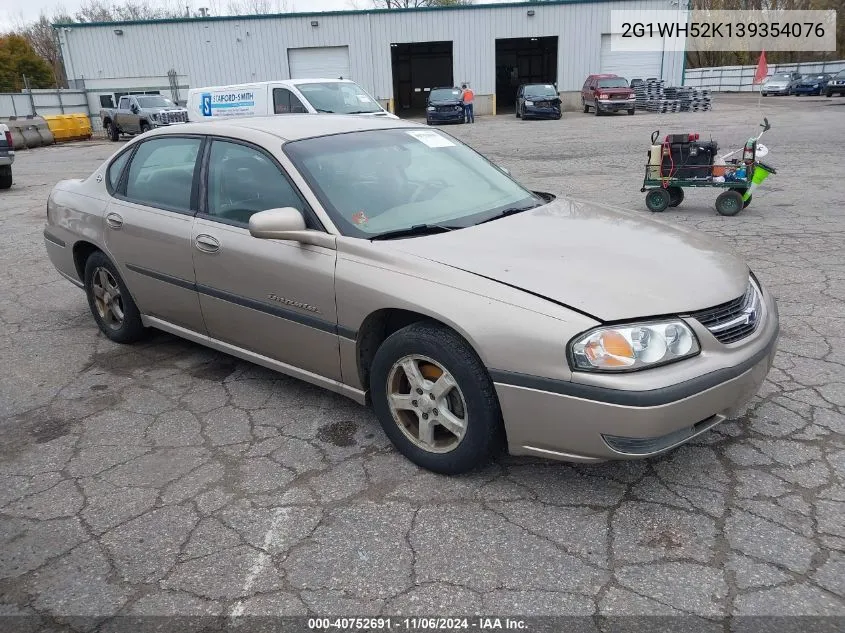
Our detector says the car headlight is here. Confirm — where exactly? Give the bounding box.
[569,320,700,372]
[427,106,435,111]
[525,100,534,106]
[628,94,636,99]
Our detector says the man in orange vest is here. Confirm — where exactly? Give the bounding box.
[461,84,475,123]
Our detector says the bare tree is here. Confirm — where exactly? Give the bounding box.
[373,0,471,8]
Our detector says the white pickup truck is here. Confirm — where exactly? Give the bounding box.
[0,123,14,189]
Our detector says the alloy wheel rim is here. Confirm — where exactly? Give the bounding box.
[92,267,125,330]
[386,354,467,454]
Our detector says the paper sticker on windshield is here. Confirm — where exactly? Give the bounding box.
[405,130,455,148]
[357,95,372,102]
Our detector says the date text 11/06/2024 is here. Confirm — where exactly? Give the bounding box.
[308,617,528,631]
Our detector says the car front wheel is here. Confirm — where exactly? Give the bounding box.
[370,322,503,474]
[84,251,146,344]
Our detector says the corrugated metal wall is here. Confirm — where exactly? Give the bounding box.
[58,1,684,99]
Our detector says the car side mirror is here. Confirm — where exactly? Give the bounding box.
[248,207,336,249]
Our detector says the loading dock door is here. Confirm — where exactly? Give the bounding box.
[495,37,558,112]
[391,41,454,116]
[289,46,351,80]
[600,35,662,81]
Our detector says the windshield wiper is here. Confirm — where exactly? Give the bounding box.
[346,110,379,114]
[370,224,459,241]
[314,108,334,113]
[476,203,541,225]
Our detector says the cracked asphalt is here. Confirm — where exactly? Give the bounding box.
[0,93,843,627]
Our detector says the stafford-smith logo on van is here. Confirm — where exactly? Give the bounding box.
[201,91,256,117]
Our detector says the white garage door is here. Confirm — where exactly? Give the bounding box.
[288,46,351,80]
[600,34,663,81]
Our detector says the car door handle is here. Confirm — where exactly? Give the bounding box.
[195,234,220,253]
[105,213,123,229]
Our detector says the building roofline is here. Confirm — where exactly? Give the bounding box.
[53,0,623,29]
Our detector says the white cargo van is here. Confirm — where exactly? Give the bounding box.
[187,78,396,121]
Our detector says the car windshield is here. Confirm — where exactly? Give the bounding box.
[285,128,540,238]
[137,96,175,108]
[430,88,462,101]
[771,73,792,80]
[597,77,628,88]
[295,82,383,114]
[524,84,558,98]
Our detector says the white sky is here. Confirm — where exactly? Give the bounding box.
[0,0,365,32]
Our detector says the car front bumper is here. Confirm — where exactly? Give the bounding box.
[596,99,636,112]
[495,285,779,462]
[427,109,465,123]
[523,105,561,119]
[794,86,821,94]
[763,86,790,95]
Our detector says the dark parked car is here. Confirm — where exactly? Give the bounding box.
[825,69,845,97]
[426,87,465,125]
[793,74,832,96]
[581,74,636,115]
[516,83,561,120]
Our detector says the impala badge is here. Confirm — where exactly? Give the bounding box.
[268,294,321,314]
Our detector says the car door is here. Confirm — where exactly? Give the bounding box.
[104,135,207,333]
[191,137,341,380]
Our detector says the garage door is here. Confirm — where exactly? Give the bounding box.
[288,46,351,80]
[600,34,663,81]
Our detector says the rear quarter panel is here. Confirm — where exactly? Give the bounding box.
[45,178,110,283]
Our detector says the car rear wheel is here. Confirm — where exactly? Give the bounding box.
[105,121,119,142]
[370,322,503,474]
[84,251,146,344]
[583,101,589,113]
[0,165,11,189]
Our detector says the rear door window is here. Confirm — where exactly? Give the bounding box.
[123,137,202,213]
[273,88,307,114]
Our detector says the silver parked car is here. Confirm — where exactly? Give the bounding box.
[43,116,779,474]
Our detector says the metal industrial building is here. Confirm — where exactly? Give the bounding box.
[56,0,685,119]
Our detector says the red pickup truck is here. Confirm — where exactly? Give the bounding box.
[581,74,636,116]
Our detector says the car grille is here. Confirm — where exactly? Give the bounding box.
[688,281,761,344]
[610,94,626,100]
[161,111,188,124]
[435,105,461,113]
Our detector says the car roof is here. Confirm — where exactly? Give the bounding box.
[193,78,355,92]
[152,114,420,142]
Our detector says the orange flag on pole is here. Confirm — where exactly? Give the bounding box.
[753,50,768,84]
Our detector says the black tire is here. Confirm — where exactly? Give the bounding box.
[645,188,671,212]
[106,121,119,142]
[628,108,635,115]
[0,165,11,190]
[583,101,590,113]
[140,122,151,134]
[84,251,146,344]
[667,186,684,207]
[370,322,503,475]
[826,91,833,98]
[715,190,744,216]
[594,100,602,116]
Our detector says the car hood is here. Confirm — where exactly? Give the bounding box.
[386,197,749,321]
